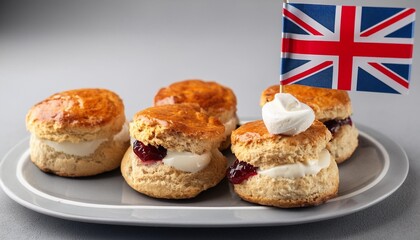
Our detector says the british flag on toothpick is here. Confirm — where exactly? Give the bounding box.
[280,3,416,94]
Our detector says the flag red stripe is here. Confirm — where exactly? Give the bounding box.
[281,60,333,85]
[283,8,323,36]
[368,62,409,88]
[282,38,413,58]
[361,8,415,37]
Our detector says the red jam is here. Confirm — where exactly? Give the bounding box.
[227,160,258,184]
[324,117,353,134]
[133,140,167,162]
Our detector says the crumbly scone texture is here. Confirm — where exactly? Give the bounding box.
[327,124,359,164]
[260,84,352,121]
[121,148,227,199]
[29,135,130,177]
[231,120,332,167]
[130,103,225,155]
[232,154,339,208]
[154,79,237,122]
[26,88,126,142]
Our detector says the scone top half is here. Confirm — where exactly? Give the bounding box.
[26,88,126,142]
[154,79,237,125]
[231,120,332,168]
[260,84,352,122]
[130,103,225,155]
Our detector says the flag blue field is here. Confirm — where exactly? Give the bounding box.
[281,3,415,94]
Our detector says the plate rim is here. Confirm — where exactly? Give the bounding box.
[0,123,409,227]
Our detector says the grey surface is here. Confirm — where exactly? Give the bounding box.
[0,0,419,239]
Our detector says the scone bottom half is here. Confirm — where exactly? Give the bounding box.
[122,104,228,199]
[227,120,339,208]
[26,88,130,177]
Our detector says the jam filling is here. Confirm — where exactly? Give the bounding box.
[133,140,167,162]
[324,117,353,135]
[227,160,257,184]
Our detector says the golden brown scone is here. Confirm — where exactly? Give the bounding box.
[154,79,239,150]
[260,84,358,163]
[228,120,338,208]
[26,88,130,177]
[123,103,227,199]
[154,79,237,120]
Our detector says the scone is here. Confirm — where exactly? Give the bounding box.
[260,84,358,164]
[227,120,339,208]
[121,103,227,199]
[26,88,130,177]
[153,79,239,150]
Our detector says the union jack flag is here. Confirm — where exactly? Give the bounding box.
[281,3,415,94]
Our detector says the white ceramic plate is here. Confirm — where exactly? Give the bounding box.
[0,124,409,227]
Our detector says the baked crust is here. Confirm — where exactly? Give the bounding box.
[121,147,227,199]
[26,88,126,142]
[232,154,339,208]
[154,79,237,121]
[231,120,331,167]
[130,103,225,154]
[260,84,352,121]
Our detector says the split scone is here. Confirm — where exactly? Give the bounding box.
[260,84,358,164]
[227,120,339,208]
[121,103,227,199]
[153,79,239,150]
[26,88,130,177]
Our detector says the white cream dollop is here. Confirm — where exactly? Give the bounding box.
[262,93,314,135]
[162,151,211,173]
[257,149,330,179]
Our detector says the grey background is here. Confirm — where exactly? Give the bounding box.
[0,0,419,239]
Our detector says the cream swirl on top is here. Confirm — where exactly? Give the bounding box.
[262,93,315,135]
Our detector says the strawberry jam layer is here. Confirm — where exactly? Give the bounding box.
[227,160,257,184]
[324,117,353,135]
[133,140,167,162]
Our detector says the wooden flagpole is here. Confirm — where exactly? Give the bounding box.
[280,0,289,93]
